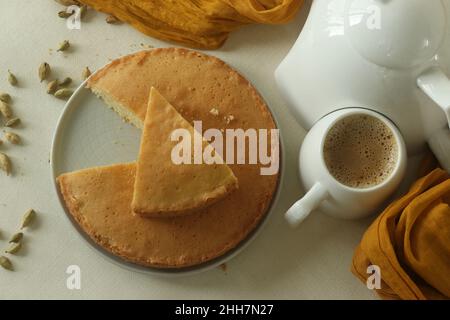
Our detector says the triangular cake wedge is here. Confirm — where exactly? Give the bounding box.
[132,88,238,217]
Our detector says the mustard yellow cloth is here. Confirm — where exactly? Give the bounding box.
[352,167,450,300]
[78,0,303,49]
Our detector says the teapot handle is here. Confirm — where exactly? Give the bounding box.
[417,68,450,127]
[417,67,450,172]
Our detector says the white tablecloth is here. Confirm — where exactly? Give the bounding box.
[0,0,393,299]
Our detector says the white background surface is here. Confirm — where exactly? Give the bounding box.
[0,0,395,299]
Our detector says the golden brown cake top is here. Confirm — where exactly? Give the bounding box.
[87,48,276,132]
[60,48,280,268]
[58,162,272,268]
[132,87,238,217]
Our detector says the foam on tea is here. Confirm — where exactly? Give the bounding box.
[323,114,398,188]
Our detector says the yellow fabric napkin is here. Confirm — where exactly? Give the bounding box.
[78,0,303,49]
[352,166,450,300]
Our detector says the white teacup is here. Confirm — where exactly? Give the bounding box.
[286,108,407,227]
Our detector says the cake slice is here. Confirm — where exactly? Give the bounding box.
[132,88,238,217]
[56,163,255,268]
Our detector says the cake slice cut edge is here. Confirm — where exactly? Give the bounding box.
[131,87,239,218]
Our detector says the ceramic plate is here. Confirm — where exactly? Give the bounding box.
[51,75,283,277]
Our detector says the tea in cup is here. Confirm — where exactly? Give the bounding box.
[286,108,407,227]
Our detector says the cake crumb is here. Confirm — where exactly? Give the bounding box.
[224,114,235,124]
[209,108,220,116]
[219,263,227,273]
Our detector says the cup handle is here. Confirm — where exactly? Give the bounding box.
[285,182,329,228]
[417,68,450,172]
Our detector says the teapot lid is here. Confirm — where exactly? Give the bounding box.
[345,0,447,69]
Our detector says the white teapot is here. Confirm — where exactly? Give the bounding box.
[276,0,450,171]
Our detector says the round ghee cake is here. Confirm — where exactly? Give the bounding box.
[58,48,280,268]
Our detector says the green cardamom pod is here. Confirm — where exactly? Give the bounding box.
[0,101,13,118]
[57,40,70,52]
[0,256,13,270]
[0,92,11,103]
[82,67,91,81]
[54,88,73,99]
[47,79,59,94]
[58,10,73,18]
[5,118,20,127]
[9,232,23,243]
[4,132,20,145]
[5,242,22,255]
[59,77,72,87]
[39,62,51,82]
[0,153,11,176]
[7,70,18,86]
[21,209,36,229]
